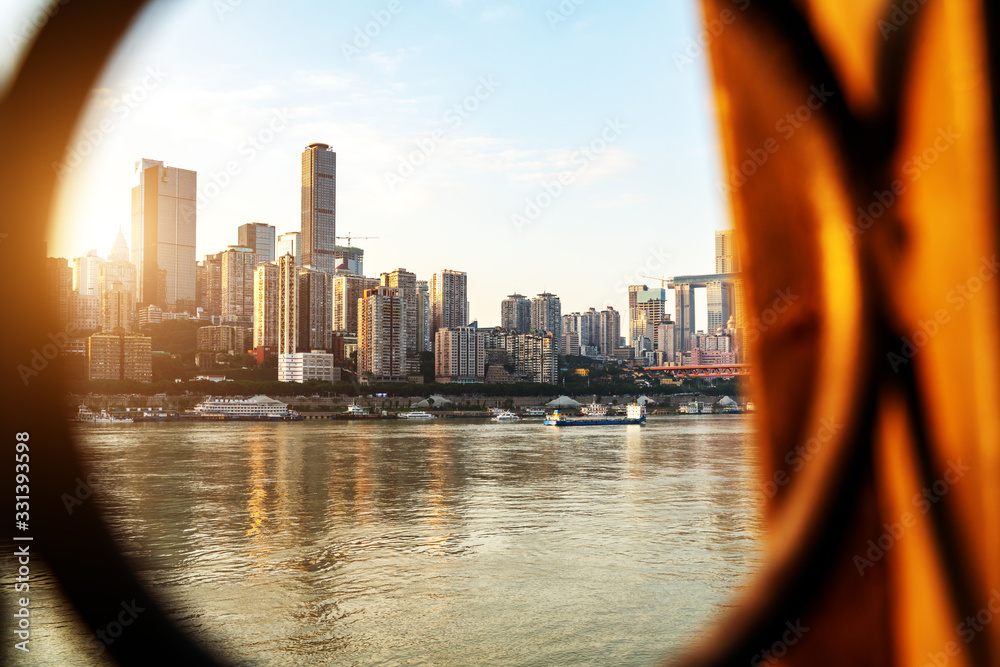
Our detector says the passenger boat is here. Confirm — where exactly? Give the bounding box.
[522,407,546,417]
[492,410,521,422]
[346,402,368,416]
[400,411,433,419]
[544,403,646,426]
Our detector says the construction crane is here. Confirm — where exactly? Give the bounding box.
[641,276,671,290]
[335,233,378,248]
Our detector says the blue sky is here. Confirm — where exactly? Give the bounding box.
[6,0,729,326]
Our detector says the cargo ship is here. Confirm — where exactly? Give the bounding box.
[544,403,646,426]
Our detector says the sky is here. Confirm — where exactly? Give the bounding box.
[4,0,730,328]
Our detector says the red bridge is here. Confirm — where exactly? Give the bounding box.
[646,364,750,378]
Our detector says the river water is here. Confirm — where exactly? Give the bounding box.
[7,416,763,666]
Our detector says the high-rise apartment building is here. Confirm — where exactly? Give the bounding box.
[416,280,431,352]
[46,257,73,329]
[706,280,733,333]
[333,274,379,334]
[358,286,406,382]
[73,250,103,295]
[435,326,486,383]
[598,307,621,356]
[101,282,135,333]
[501,293,531,333]
[131,159,197,308]
[629,286,666,345]
[221,246,258,325]
[381,268,417,359]
[238,223,276,262]
[69,291,100,331]
[277,253,299,354]
[530,292,562,355]
[301,143,337,273]
[276,232,301,267]
[715,229,740,273]
[298,268,333,351]
[430,270,468,342]
[674,284,696,353]
[253,262,279,349]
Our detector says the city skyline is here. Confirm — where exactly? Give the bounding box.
[34,0,728,325]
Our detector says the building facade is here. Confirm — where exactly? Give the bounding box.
[334,274,379,334]
[253,262,279,349]
[238,222,276,262]
[435,326,486,383]
[530,292,562,355]
[278,253,299,354]
[131,159,197,308]
[276,232,301,267]
[221,246,258,325]
[297,268,333,351]
[87,333,152,382]
[301,143,337,273]
[430,269,468,343]
[501,293,532,333]
[278,352,341,383]
[358,286,406,382]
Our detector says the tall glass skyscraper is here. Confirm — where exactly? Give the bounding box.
[301,143,337,273]
[131,159,197,308]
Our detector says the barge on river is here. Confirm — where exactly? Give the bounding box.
[544,404,646,426]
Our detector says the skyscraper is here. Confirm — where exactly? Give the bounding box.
[131,159,197,308]
[221,246,259,326]
[73,250,103,295]
[715,229,739,273]
[297,268,333,351]
[99,229,136,333]
[253,262,279,349]
[358,286,406,382]
[674,283,696,353]
[530,292,562,355]
[238,223,276,263]
[380,268,417,359]
[46,257,73,329]
[501,293,531,333]
[278,253,298,354]
[333,274,379,334]
[430,270,468,342]
[416,280,431,352]
[598,307,621,356]
[706,279,733,332]
[632,286,666,345]
[301,143,337,273]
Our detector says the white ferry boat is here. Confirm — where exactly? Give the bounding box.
[522,408,546,417]
[193,395,296,420]
[74,406,133,423]
[400,411,433,419]
[346,402,369,416]
[492,410,521,422]
[679,401,709,414]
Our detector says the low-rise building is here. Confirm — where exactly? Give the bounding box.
[279,351,341,383]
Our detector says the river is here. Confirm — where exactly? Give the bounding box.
[6,415,763,666]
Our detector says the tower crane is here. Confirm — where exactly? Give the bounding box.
[335,233,378,247]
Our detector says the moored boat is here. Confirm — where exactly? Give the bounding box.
[544,404,646,426]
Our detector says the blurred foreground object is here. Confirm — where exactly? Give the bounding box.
[674,1,1000,665]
